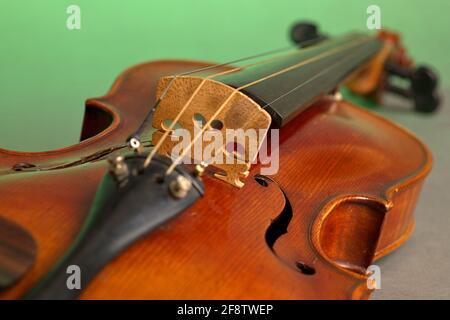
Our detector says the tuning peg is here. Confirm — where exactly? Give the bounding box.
[290,22,327,47]
[384,62,440,113]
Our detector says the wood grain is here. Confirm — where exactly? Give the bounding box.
[0,216,37,290]
[0,60,431,299]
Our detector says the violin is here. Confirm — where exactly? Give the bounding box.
[0,22,439,300]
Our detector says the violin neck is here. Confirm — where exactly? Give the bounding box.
[218,33,382,127]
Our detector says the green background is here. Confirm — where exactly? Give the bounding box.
[1,0,449,151]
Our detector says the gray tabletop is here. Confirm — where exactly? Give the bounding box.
[369,89,450,300]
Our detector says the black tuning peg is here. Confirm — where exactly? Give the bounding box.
[290,22,327,47]
[384,61,440,113]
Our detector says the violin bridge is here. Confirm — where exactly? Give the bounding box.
[151,76,272,188]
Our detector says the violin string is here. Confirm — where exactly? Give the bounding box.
[200,44,375,173]
[260,45,371,108]
[157,46,295,100]
[141,37,351,167]
[129,43,316,146]
[143,68,238,168]
[156,35,346,99]
[132,37,340,144]
[165,36,373,175]
[157,34,355,101]
[143,51,302,168]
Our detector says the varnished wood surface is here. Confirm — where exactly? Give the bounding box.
[0,216,37,290]
[0,60,431,299]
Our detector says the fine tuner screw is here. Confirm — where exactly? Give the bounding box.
[193,164,205,177]
[108,155,129,186]
[128,136,144,154]
[169,175,192,199]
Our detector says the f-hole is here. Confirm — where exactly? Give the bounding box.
[80,103,114,141]
[262,177,293,249]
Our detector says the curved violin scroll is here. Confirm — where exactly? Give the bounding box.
[348,30,441,112]
[291,22,441,113]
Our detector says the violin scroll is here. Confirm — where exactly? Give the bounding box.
[350,29,441,112]
[291,22,441,113]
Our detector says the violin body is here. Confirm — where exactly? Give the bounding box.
[0,60,431,299]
